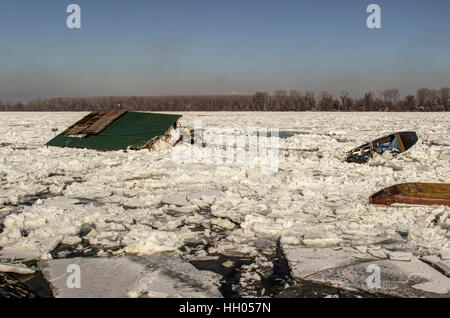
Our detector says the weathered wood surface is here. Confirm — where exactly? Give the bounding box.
[61,112,99,136]
[61,110,127,136]
[370,183,450,207]
[394,133,406,152]
[84,109,127,135]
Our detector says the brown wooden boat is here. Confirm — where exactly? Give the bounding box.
[370,183,450,207]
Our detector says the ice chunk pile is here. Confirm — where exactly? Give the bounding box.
[0,112,448,268]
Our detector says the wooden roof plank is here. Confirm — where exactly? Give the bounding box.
[61,110,127,136]
[84,110,128,135]
[61,112,100,136]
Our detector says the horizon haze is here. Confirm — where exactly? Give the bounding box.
[1,0,450,101]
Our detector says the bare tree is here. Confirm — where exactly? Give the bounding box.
[416,88,427,107]
[404,95,416,111]
[274,90,287,97]
[416,87,439,110]
[1,87,449,112]
[289,90,301,97]
[429,89,439,108]
[304,91,316,110]
[340,90,350,111]
[252,92,269,110]
[382,89,391,103]
[439,87,449,111]
[318,91,333,111]
[382,89,400,104]
[391,89,400,104]
[362,92,374,111]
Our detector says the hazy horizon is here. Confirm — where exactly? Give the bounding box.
[1,0,450,102]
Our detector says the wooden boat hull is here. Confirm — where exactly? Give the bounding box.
[370,183,450,207]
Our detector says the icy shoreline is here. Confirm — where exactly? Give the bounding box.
[0,112,449,297]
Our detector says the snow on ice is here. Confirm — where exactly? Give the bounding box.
[0,111,449,297]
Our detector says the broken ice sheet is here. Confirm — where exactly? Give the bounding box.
[0,262,36,274]
[38,254,221,298]
[0,112,449,297]
[285,247,450,296]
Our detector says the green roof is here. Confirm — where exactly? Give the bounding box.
[46,111,182,151]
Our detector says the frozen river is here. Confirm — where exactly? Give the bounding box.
[0,112,449,297]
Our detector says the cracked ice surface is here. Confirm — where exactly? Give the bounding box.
[38,254,222,298]
[0,112,449,266]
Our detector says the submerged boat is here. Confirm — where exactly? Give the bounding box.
[346,131,418,164]
[370,183,450,207]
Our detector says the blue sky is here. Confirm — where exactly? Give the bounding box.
[1,0,449,101]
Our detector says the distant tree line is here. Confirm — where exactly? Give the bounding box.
[0,87,448,112]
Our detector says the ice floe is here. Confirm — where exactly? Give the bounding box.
[38,254,221,298]
[0,112,449,297]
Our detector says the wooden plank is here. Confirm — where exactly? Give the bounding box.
[395,133,406,152]
[61,112,100,136]
[84,110,127,135]
[61,110,127,136]
[396,183,450,199]
[370,183,450,207]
